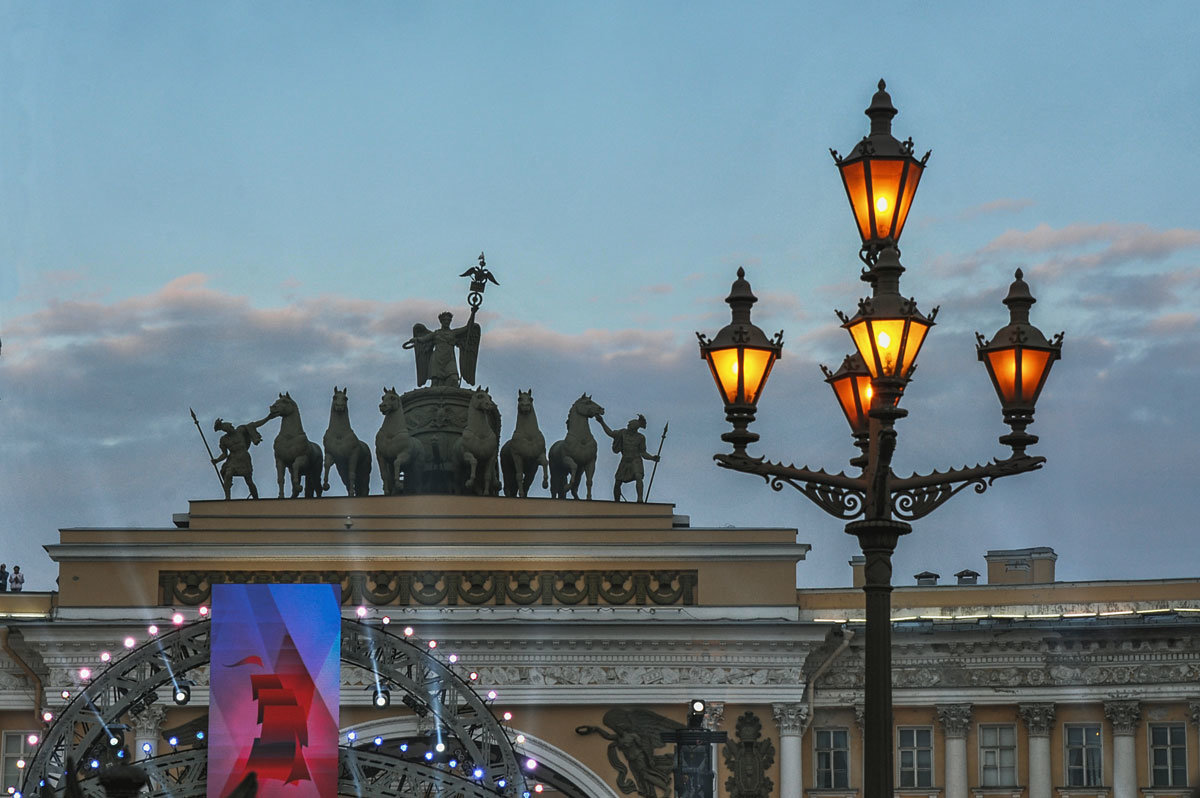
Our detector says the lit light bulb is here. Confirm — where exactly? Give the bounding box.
[347,731,357,742]
[198,606,209,616]
[468,672,478,681]
[141,743,152,754]
[172,613,184,626]
[487,690,497,700]
[876,196,889,213]
[448,759,458,769]
[403,626,414,637]
[503,711,513,722]
[535,786,544,794]
[435,742,445,753]
[876,331,891,350]
[373,737,383,746]
[168,737,178,747]
[147,625,158,635]
[866,385,874,400]
[15,760,25,770]
[123,637,135,648]
[78,668,91,680]
[26,735,37,746]
[100,652,111,662]
[427,640,437,649]
[525,758,537,770]
[381,616,390,625]
[60,690,71,700]
[516,734,526,744]
[447,654,458,663]
[355,606,367,618]
[42,712,52,722]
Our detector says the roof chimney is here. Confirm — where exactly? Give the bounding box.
[984,547,1057,585]
[955,569,980,585]
[914,570,939,586]
[850,556,865,588]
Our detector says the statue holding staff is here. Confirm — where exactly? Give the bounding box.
[212,416,270,500]
[597,414,661,503]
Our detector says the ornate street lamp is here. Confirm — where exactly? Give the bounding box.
[977,269,1064,456]
[831,79,930,268]
[699,81,1063,798]
[696,267,784,454]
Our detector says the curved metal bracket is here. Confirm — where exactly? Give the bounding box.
[715,453,867,520]
[889,455,1045,521]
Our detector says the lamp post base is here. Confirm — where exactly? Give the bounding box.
[845,518,911,798]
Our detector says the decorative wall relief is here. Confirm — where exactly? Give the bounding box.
[576,708,682,797]
[722,711,775,798]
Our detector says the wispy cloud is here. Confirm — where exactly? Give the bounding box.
[958,198,1034,220]
[982,223,1200,273]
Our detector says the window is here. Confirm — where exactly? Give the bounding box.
[1,731,34,793]
[1065,724,1102,786]
[1150,723,1186,787]
[815,728,850,788]
[897,726,933,788]
[979,724,1017,787]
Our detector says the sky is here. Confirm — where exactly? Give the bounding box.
[2,2,1199,592]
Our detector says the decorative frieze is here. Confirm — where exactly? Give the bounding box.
[771,703,809,736]
[937,704,973,738]
[159,569,697,607]
[1018,703,1056,737]
[1103,700,1141,734]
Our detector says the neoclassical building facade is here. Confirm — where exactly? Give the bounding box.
[1,496,1198,798]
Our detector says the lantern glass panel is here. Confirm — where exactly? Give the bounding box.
[867,159,905,239]
[832,374,870,432]
[894,162,923,241]
[986,348,1018,402]
[742,347,776,404]
[707,347,741,403]
[840,160,871,241]
[898,319,930,377]
[1020,348,1053,402]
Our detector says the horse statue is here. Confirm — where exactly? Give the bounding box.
[376,387,424,495]
[322,386,372,496]
[501,389,549,498]
[455,387,501,495]
[549,393,605,500]
[267,392,324,499]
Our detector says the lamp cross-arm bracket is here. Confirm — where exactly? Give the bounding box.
[714,452,867,520]
[888,455,1046,521]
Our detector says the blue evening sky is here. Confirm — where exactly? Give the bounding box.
[2,2,1198,590]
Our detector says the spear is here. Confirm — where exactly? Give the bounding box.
[644,421,668,502]
[190,408,224,490]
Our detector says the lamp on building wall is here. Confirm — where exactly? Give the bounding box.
[698,81,1064,798]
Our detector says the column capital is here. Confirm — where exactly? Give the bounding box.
[1104,700,1141,735]
[1018,703,1056,737]
[772,703,810,736]
[130,705,167,739]
[1188,700,1200,728]
[937,704,973,739]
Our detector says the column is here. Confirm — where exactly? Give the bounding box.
[131,705,167,760]
[937,704,972,798]
[774,703,810,798]
[706,702,726,798]
[1019,704,1056,798]
[1105,700,1141,798]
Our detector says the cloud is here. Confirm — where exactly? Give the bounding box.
[2,276,1200,594]
[957,198,1034,220]
[981,223,1200,273]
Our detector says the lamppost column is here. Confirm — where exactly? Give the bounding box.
[1105,700,1141,798]
[773,703,810,798]
[937,704,972,798]
[1019,703,1056,798]
[846,519,909,798]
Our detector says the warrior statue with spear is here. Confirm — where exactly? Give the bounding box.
[192,408,271,500]
[597,413,665,503]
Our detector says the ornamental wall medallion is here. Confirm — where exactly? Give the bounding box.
[722,711,775,798]
[576,707,682,797]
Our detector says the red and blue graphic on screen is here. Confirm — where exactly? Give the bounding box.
[208,584,341,798]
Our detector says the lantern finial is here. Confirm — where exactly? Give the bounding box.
[866,79,898,137]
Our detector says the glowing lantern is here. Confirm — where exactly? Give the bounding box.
[697,268,784,453]
[976,269,1063,454]
[831,79,930,262]
[839,248,935,382]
